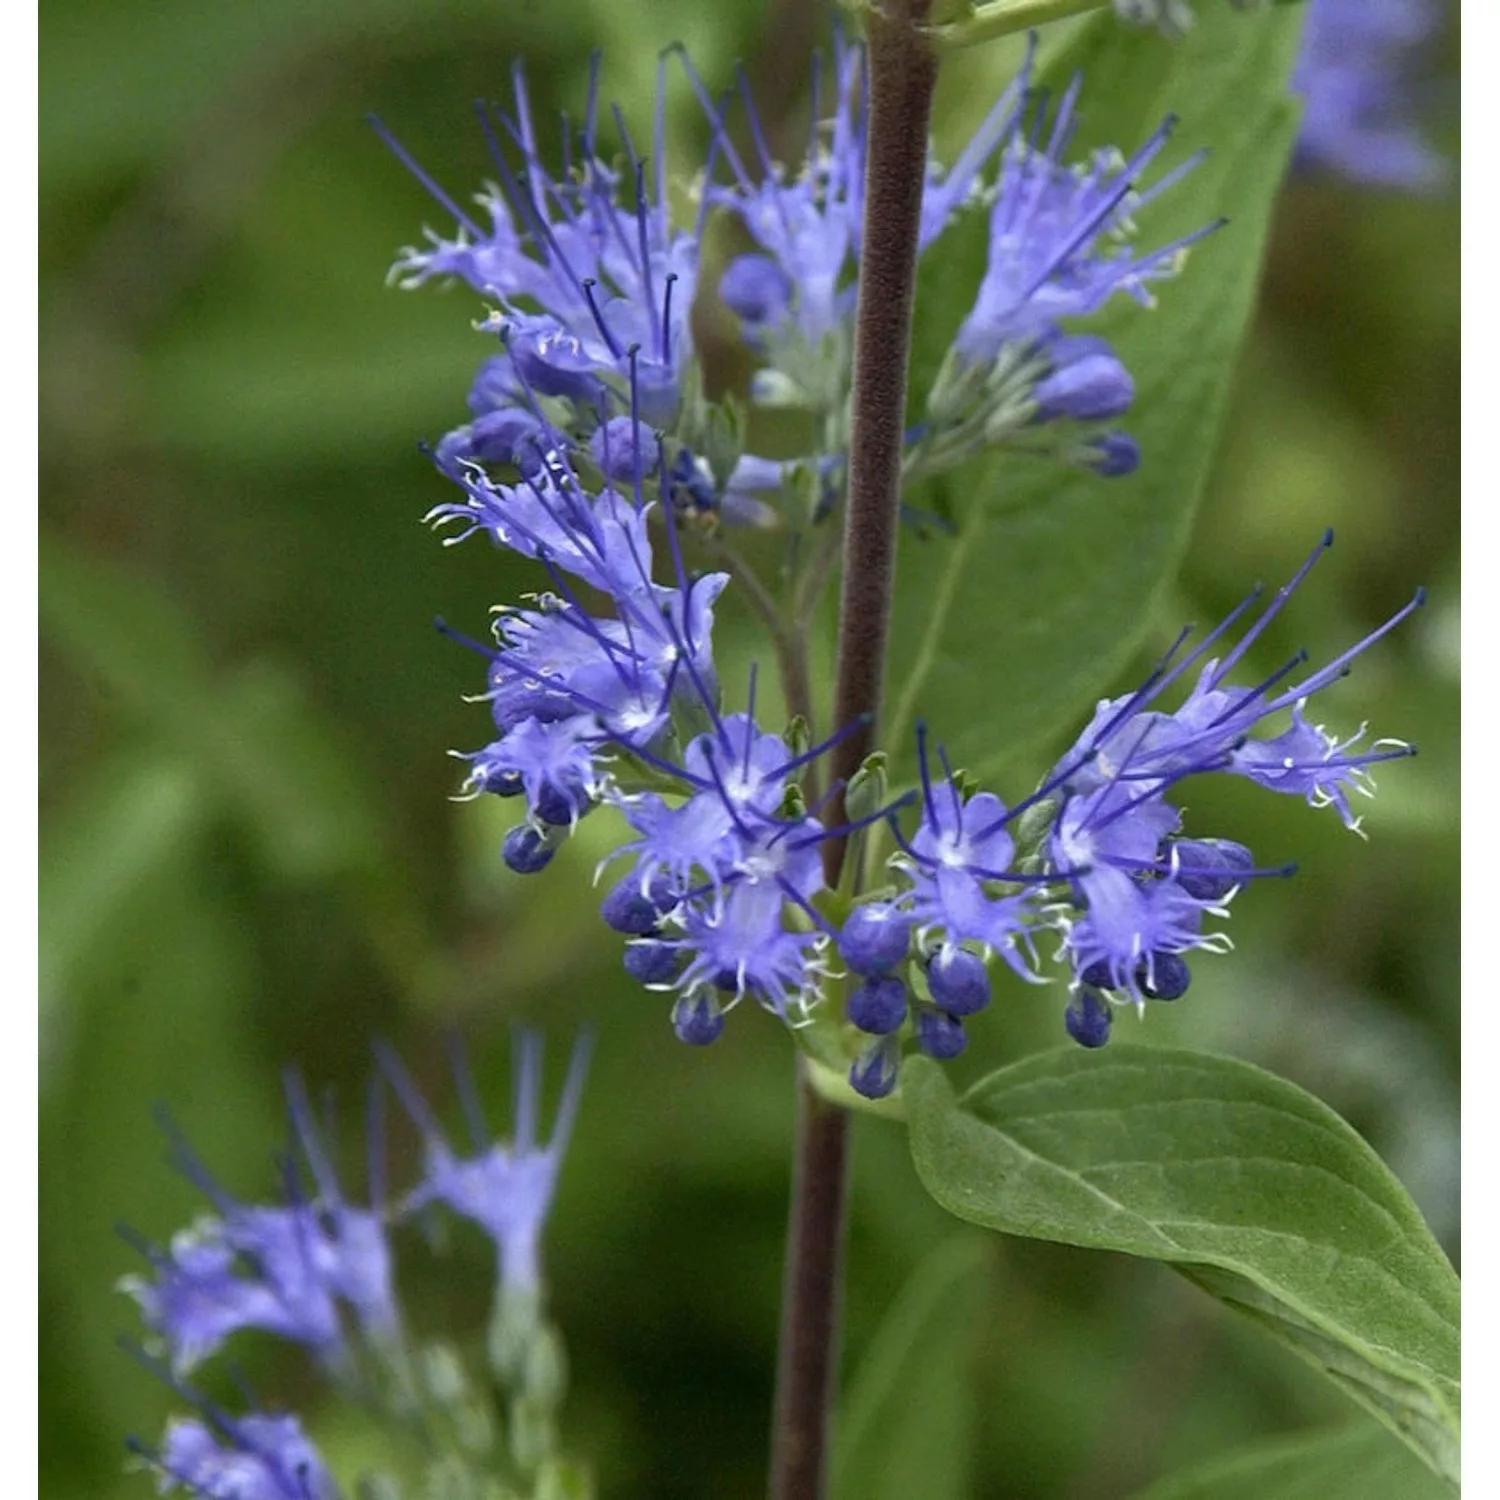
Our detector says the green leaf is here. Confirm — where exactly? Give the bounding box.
[1128,1417,1453,1500]
[886,5,1306,782]
[832,1236,991,1500]
[904,1049,1459,1488]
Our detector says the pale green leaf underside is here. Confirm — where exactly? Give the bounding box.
[904,1048,1459,1487]
[885,5,1306,783]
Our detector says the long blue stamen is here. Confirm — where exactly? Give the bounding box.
[512,1031,543,1154]
[915,722,941,832]
[1270,588,1425,706]
[1215,528,1334,679]
[583,51,603,159]
[769,713,872,779]
[435,617,499,661]
[374,1043,450,1144]
[442,1034,491,1154]
[1108,853,1299,881]
[579,278,623,356]
[787,790,916,850]
[367,115,481,236]
[365,1074,387,1214]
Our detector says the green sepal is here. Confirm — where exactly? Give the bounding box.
[845,751,890,826]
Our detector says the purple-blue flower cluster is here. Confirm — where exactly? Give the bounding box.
[1292,0,1448,190]
[125,1036,589,1497]
[386,34,1210,554]
[394,44,1417,1101]
[429,433,733,865]
[420,385,883,1036]
[826,534,1418,1094]
[1113,0,1449,192]
[689,35,1212,484]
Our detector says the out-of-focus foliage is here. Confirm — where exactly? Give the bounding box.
[40,0,1457,1496]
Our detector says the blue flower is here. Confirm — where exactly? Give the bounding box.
[382,55,698,423]
[601,707,857,1027]
[686,32,867,347]
[890,730,1048,988]
[904,52,1215,481]
[148,1412,338,1500]
[950,86,1209,363]
[429,414,736,842]
[123,1080,397,1375]
[1042,532,1420,1023]
[1293,0,1448,190]
[379,1033,590,1295]
[460,715,603,829]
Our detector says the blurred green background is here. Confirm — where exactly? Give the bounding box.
[40,2,1457,1497]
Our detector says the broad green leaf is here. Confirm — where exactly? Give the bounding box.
[832,1237,991,1500]
[904,1049,1460,1487]
[886,6,1306,782]
[1128,1417,1452,1500]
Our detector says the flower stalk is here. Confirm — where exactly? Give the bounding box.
[771,5,939,1498]
[824,0,940,889]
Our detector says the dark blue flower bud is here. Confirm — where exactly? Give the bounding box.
[669,448,718,515]
[601,873,678,936]
[915,1009,967,1060]
[1138,951,1191,1001]
[1033,337,1134,422]
[672,992,725,1046]
[503,824,556,875]
[534,782,591,828]
[476,767,525,798]
[849,1039,900,1100]
[926,948,991,1016]
[623,937,680,986]
[839,903,913,976]
[719,254,792,326]
[1079,959,1115,991]
[1086,431,1140,478]
[1172,839,1255,901]
[1065,990,1113,1048]
[847,975,909,1036]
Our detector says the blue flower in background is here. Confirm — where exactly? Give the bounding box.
[127,1037,589,1493]
[1113,0,1449,191]
[146,1412,337,1500]
[123,1078,397,1375]
[379,1034,590,1295]
[1292,0,1448,190]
